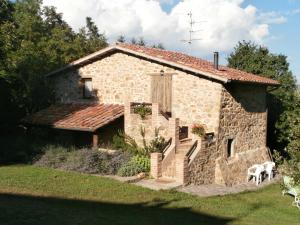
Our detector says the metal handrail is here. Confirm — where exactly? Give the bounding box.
[130,102,152,106]
[186,140,198,162]
[162,138,172,158]
[159,110,171,120]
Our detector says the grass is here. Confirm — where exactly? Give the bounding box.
[0,165,299,225]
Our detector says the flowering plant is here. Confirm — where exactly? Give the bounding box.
[191,123,206,137]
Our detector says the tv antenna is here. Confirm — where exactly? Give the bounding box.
[181,12,206,46]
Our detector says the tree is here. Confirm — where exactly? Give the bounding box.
[117,35,125,43]
[130,37,137,44]
[0,0,108,130]
[137,37,146,46]
[228,41,298,151]
[152,43,165,49]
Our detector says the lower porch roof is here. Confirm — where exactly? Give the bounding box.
[22,103,124,132]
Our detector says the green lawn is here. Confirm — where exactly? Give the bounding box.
[0,165,299,225]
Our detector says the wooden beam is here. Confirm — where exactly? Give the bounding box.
[92,133,98,148]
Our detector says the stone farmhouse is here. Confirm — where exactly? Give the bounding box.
[24,43,279,186]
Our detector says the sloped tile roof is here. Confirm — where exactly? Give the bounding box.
[117,43,279,85]
[22,104,124,132]
[46,43,279,86]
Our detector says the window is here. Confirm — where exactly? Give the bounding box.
[82,78,93,98]
[179,126,188,140]
[227,138,234,158]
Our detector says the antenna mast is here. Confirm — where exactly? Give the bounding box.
[181,12,205,52]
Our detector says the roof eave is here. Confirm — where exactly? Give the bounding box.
[228,79,280,86]
[115,46,229,84]
[46,46,117,77]
[46,45,229,83]
[45,44,278,86]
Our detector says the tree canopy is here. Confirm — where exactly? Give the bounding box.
[0,0,107,130]
[228,41,300,184]
[228,41,299,151]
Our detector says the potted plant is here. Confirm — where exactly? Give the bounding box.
[191,123,206,138]
[134,104,152,119]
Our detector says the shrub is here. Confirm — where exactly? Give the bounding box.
[34,145,71,168]
[34,145,131,175]
[131,155,150,172]
[106,151,132,174]
[112,130,144,155]
[142,127,166,154]
[117,155,150,177]
[117,161,144,177]
[133,104,152,119]
[62,149,109,174]
[0,134,45,164]
[191,123,206,137]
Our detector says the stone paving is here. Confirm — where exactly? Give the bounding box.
[100,172,281,197]
[178,175,281,197]
[134,175,281,196]
[135,178,182,190]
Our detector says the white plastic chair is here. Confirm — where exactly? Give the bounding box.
[263,161,275,181]
[247,164,264,185]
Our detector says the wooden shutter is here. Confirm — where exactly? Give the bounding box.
[151,75,162,108]
[163,74,172,113]
[151,74,172,113]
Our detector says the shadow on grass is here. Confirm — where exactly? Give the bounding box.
[0,193,233,225]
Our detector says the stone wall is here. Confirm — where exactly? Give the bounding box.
[214,84,270,185]
[215,148,270,186]
[124,103,169,147]
[51,51,223,135]
[187,84,270,186]
[188,140,218,184]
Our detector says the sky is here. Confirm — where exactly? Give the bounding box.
[42,0,300,82]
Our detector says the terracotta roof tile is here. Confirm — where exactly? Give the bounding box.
[117,43,279,85]
[22,104,124,132]
[46,43,279,86]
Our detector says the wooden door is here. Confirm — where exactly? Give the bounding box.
[151,74,172,113]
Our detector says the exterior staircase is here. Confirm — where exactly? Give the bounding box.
[161,138,194,179]
[150,117,203,185]
[176,138,193,155]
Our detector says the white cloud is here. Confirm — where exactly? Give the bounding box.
[153,0,174,4]
[42,0,281,59]
[258,11,287,24]
[287,8,300,15]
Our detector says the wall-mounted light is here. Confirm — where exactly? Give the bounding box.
[160,69,164,76]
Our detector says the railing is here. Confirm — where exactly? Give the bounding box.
[160,110,171,120]
[162,138,172,159]
[186,140,198,163]
[130,102,152,114]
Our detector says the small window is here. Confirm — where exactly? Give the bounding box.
[82,78,93,98]
[227,138,234,158]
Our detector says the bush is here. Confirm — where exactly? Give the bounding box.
[34,145,131,175]
[117,161,143,177]
[191,123,206,137]
[131,155,150,171]
[34,145,71,168]
[133,104,151,119]
[112,131,144,155]
[141,127,167,154]
[0,134,44,164]
[117,155,150,177]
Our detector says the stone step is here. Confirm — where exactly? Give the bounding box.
[176,143,193,155]
[180,138,192,143]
